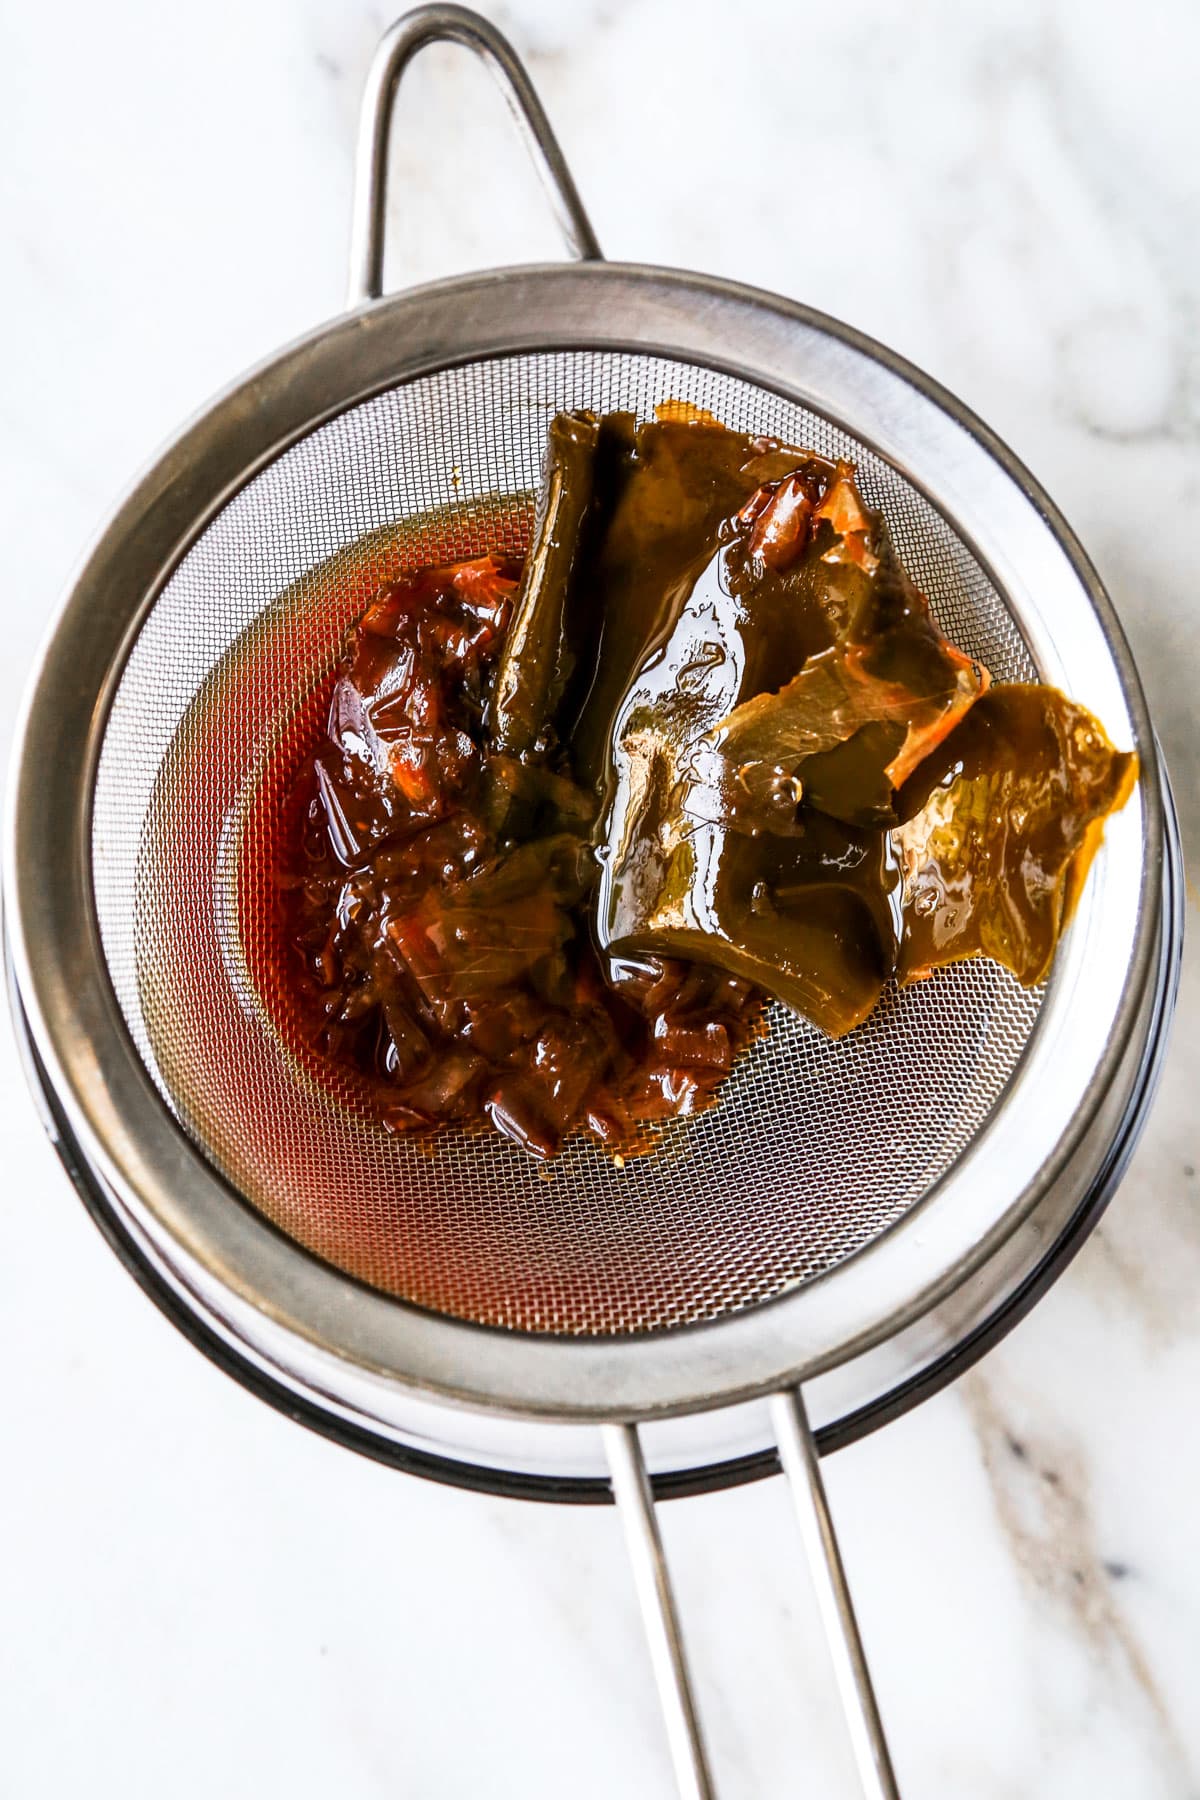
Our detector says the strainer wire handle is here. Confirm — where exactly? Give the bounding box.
[348,3,603,305]
[607,1402,900,1800]
[771,1388,901,1800]
[604,1423,716,1800]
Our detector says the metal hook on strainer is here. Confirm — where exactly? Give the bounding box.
[5,8,1182,1798]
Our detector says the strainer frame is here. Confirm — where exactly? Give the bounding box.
[6,256,1167,1423]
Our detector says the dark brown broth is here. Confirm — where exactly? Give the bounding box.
[264,542,765,1161]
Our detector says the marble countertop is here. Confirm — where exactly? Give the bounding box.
[2,1,1197,1794]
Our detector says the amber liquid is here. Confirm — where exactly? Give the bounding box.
[240,503,766,1161]
[237,500,537,1121]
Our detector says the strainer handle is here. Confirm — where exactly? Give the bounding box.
[605,1423,716,1800]
[348,4,603,305]
[770,1388,902,1800]
[607,1401,900,1800]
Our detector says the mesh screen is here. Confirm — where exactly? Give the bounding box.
[92,351,1041,1335]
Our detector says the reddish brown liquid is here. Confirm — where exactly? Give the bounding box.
[244,526,765,1162]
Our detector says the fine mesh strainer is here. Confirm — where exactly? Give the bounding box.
[5,9,1183,1798]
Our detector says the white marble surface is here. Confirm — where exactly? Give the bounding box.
[2,1,1198,1794]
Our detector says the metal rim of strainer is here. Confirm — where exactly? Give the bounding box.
[6,253,1170,1424]
[4,18,1178,1469]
